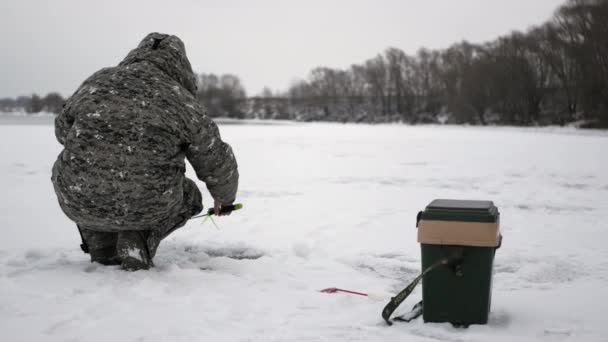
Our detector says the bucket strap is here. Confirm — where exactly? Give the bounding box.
[393,300,424,323]
[382,246,471,325]
[381,258,447,325]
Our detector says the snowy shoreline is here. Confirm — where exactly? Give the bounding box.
[2,113,606,139]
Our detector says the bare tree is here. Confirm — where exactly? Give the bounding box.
[364,55,389,119]
[28,94,43,113]
[42,92,65,113]
[196,73,246,118]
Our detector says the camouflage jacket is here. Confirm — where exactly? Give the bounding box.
[52,33,238,231]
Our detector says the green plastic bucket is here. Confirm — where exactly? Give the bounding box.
[417,199,501,325]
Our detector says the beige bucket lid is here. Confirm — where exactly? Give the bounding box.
[418,219,501,247]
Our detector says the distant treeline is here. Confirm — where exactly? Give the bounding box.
[2,0,606,127]
[272,0,608,127]
[0,74,249,118]
[0,93,65,114]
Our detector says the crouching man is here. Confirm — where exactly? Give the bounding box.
[51,33,238,271]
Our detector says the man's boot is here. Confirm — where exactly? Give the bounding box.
[80,228,120,265]
[116,231,153,271]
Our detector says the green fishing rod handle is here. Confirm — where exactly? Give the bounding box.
[206,203,243,216]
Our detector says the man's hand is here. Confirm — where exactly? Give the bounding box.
[214,200,232,216]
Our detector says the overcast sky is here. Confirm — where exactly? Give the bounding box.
[1,0,565,98]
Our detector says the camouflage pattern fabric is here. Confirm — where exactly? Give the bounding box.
[51,33,239,255]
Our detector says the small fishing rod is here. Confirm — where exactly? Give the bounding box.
[191,203,244,229]
[319,287,385,301]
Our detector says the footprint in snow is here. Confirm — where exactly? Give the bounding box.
[165,243,265,261]
[494,263,518,274]
[543,328,573,337]
[494,256,585,290]
[521,260,585,284]
[561,183,588,190]
[200,246,265,260]
[345,254,420,283]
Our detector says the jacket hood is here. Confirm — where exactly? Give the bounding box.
[119,33,197,95]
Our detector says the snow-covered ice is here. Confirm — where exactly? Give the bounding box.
[1,121,607,341]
